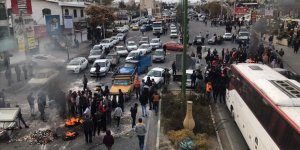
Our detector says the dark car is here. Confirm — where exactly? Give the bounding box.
[193,36,203,45]
[140,24,152,32]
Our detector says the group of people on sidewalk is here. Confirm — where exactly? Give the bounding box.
[4,63,33,87]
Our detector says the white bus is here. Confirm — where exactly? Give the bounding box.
[226,63,300,150]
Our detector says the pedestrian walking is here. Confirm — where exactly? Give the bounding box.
[22,65,27,80]
[134,75,141,99]
[113,105,123,128]
[172,61,177,75]
[118,89,125,112]
[130,103,138,128]
[103,130,114,150]
[152,91,160,115]
[37,92,46,121]
[83,115,94,143]
[15,64,21,81]
[163,44,167,56]
[139,91,148,117]
[206,82,212,103]
[5,67,12,86]
[123,36,126,44]
[93,109,102,136]
[135,118,147,150]
[191,71,196,88]
[83,74,88,91]
[27,92,35,116]
[16,105,29,129]
[95,63,100,80]
[279,48,284,57]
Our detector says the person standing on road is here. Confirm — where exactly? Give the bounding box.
[206,82,212,103]
[95,63,100,81]
[113,105,123,128]
[279,48,284,57]
[139,91,148,117]
[103,130,114,150]
[118,89,124,112]
[27,92,35,116]
[15,64,21,82]
[83,115,94,143]
[172,61,177,75]
[152,91,160,115]
[37,92,46,121]
[22,65,27,80]
[123,36,126,44]
[83,74,88,91]
[134,75,141,99]
[130,103,138,128]
[16,105,29,129]
[191,71,197,88]
[163,44,167,56]
[5,67,12,86]
[135,118,147,150]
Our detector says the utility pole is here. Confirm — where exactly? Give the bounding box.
[181,0,188,100]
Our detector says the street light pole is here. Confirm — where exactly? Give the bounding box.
[181,0,188,100]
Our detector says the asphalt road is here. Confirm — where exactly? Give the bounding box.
[1,19,248,150]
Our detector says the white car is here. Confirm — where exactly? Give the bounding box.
[170,30,178,38]
[88,50,106,63]
[126,41,138,51]
[28,69,59,87]
[116,33,126,41]
[143,67,166,88]
[126,50,142,60]
[90,59,111,77]
[152,49,165,62]
[31,54,65,68]
[170,26,177,31]
[223,32,233,40]
[150,38,162,49]
[115,46,129,57]
[66,57,88,73]
[117,27,128,33]
[137,44,152,55]
[99,38,114,49]
[111,36,119,45]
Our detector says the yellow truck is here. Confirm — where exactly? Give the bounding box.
[110,74,135,100]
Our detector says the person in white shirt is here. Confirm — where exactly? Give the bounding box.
[113,105,123,127]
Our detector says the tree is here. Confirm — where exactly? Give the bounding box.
[119,1,126,9]
[85,5,116,44]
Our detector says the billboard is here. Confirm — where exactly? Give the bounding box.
[11,0,32,15]
[45,15,61,36]
[235,7,249,14]
[64,15,73,29]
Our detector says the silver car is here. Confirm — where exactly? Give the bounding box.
[90,59,111,77]
[152,49,165,62]
[150,38,162,50]
[88,50,106,63]
[126,41,138,51]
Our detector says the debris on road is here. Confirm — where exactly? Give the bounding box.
[9,129,55,145]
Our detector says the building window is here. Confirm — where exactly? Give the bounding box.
[0,3,7,20]
[80,9,84,17]
[73,9,77,18]
[42,8,51,16]
[65,9,69,15]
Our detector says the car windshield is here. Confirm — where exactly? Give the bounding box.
[116,47,126,51]
[225,33,232,36]
[171,31,177,34]
[154,51,163,55]
[239,32,249,36]
[90,50,102,55]
[127,42,136,46]
[195,36,201,40]
[69,59,81,65]
[139,45,148,49]
[141,37,148,41]
[35,72,49,79]
[93,62,106,67]
[92,46,101,50]
[124,63,136,67]
[101,40,109,43]
[113,79,130,86]
[153,23,161,27]
[117,34,123,37]
[147,70,162,77]
[151,39,159,43]
[128,52,139,57]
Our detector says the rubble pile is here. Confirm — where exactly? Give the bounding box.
[9,129,55,144]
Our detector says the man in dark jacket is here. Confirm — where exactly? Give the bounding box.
[95,63,100,81]
[5,67,12,86]
[15,64,21,81]
[191,71,197,88]
[16,105,29,129]
[83,74,88,91]
[103,130,114,150]
[118,89,124,112]
[83,116,94,143]
[130,103,138,128]
[37,92,46,121]
[139,91,148,117]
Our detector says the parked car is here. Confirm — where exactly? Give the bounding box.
[150,38,162,50]
[163,41,183,51]
[116,33,126,41]
[139,36,149,45]
[126,50,142,60]
[111,36,120,45]
[152,49,165,62]
[143,67,166,88]
[223,32,233,40]
[137,44,152,55]
[66,57,88,73]
[170,30,178,38]
[140,24,153,32]
[132,24,140,30]
[99,38,114,49]
[115,45,129,57]
[117,27,128,33]
[90,59,111,77]
[106,52,120,66]
[31,54,65,68]
[126,41,138,51]
[28,69,59,87]
[88,49,106,63]
[193,35,203,45]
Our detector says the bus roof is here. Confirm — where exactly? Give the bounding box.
[232,63,300,130]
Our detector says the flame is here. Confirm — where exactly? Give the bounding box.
[65,117,84,126]
[65,131,76,137]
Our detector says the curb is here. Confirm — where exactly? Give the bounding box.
[209,105,224,150]
[155,93,162,150]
